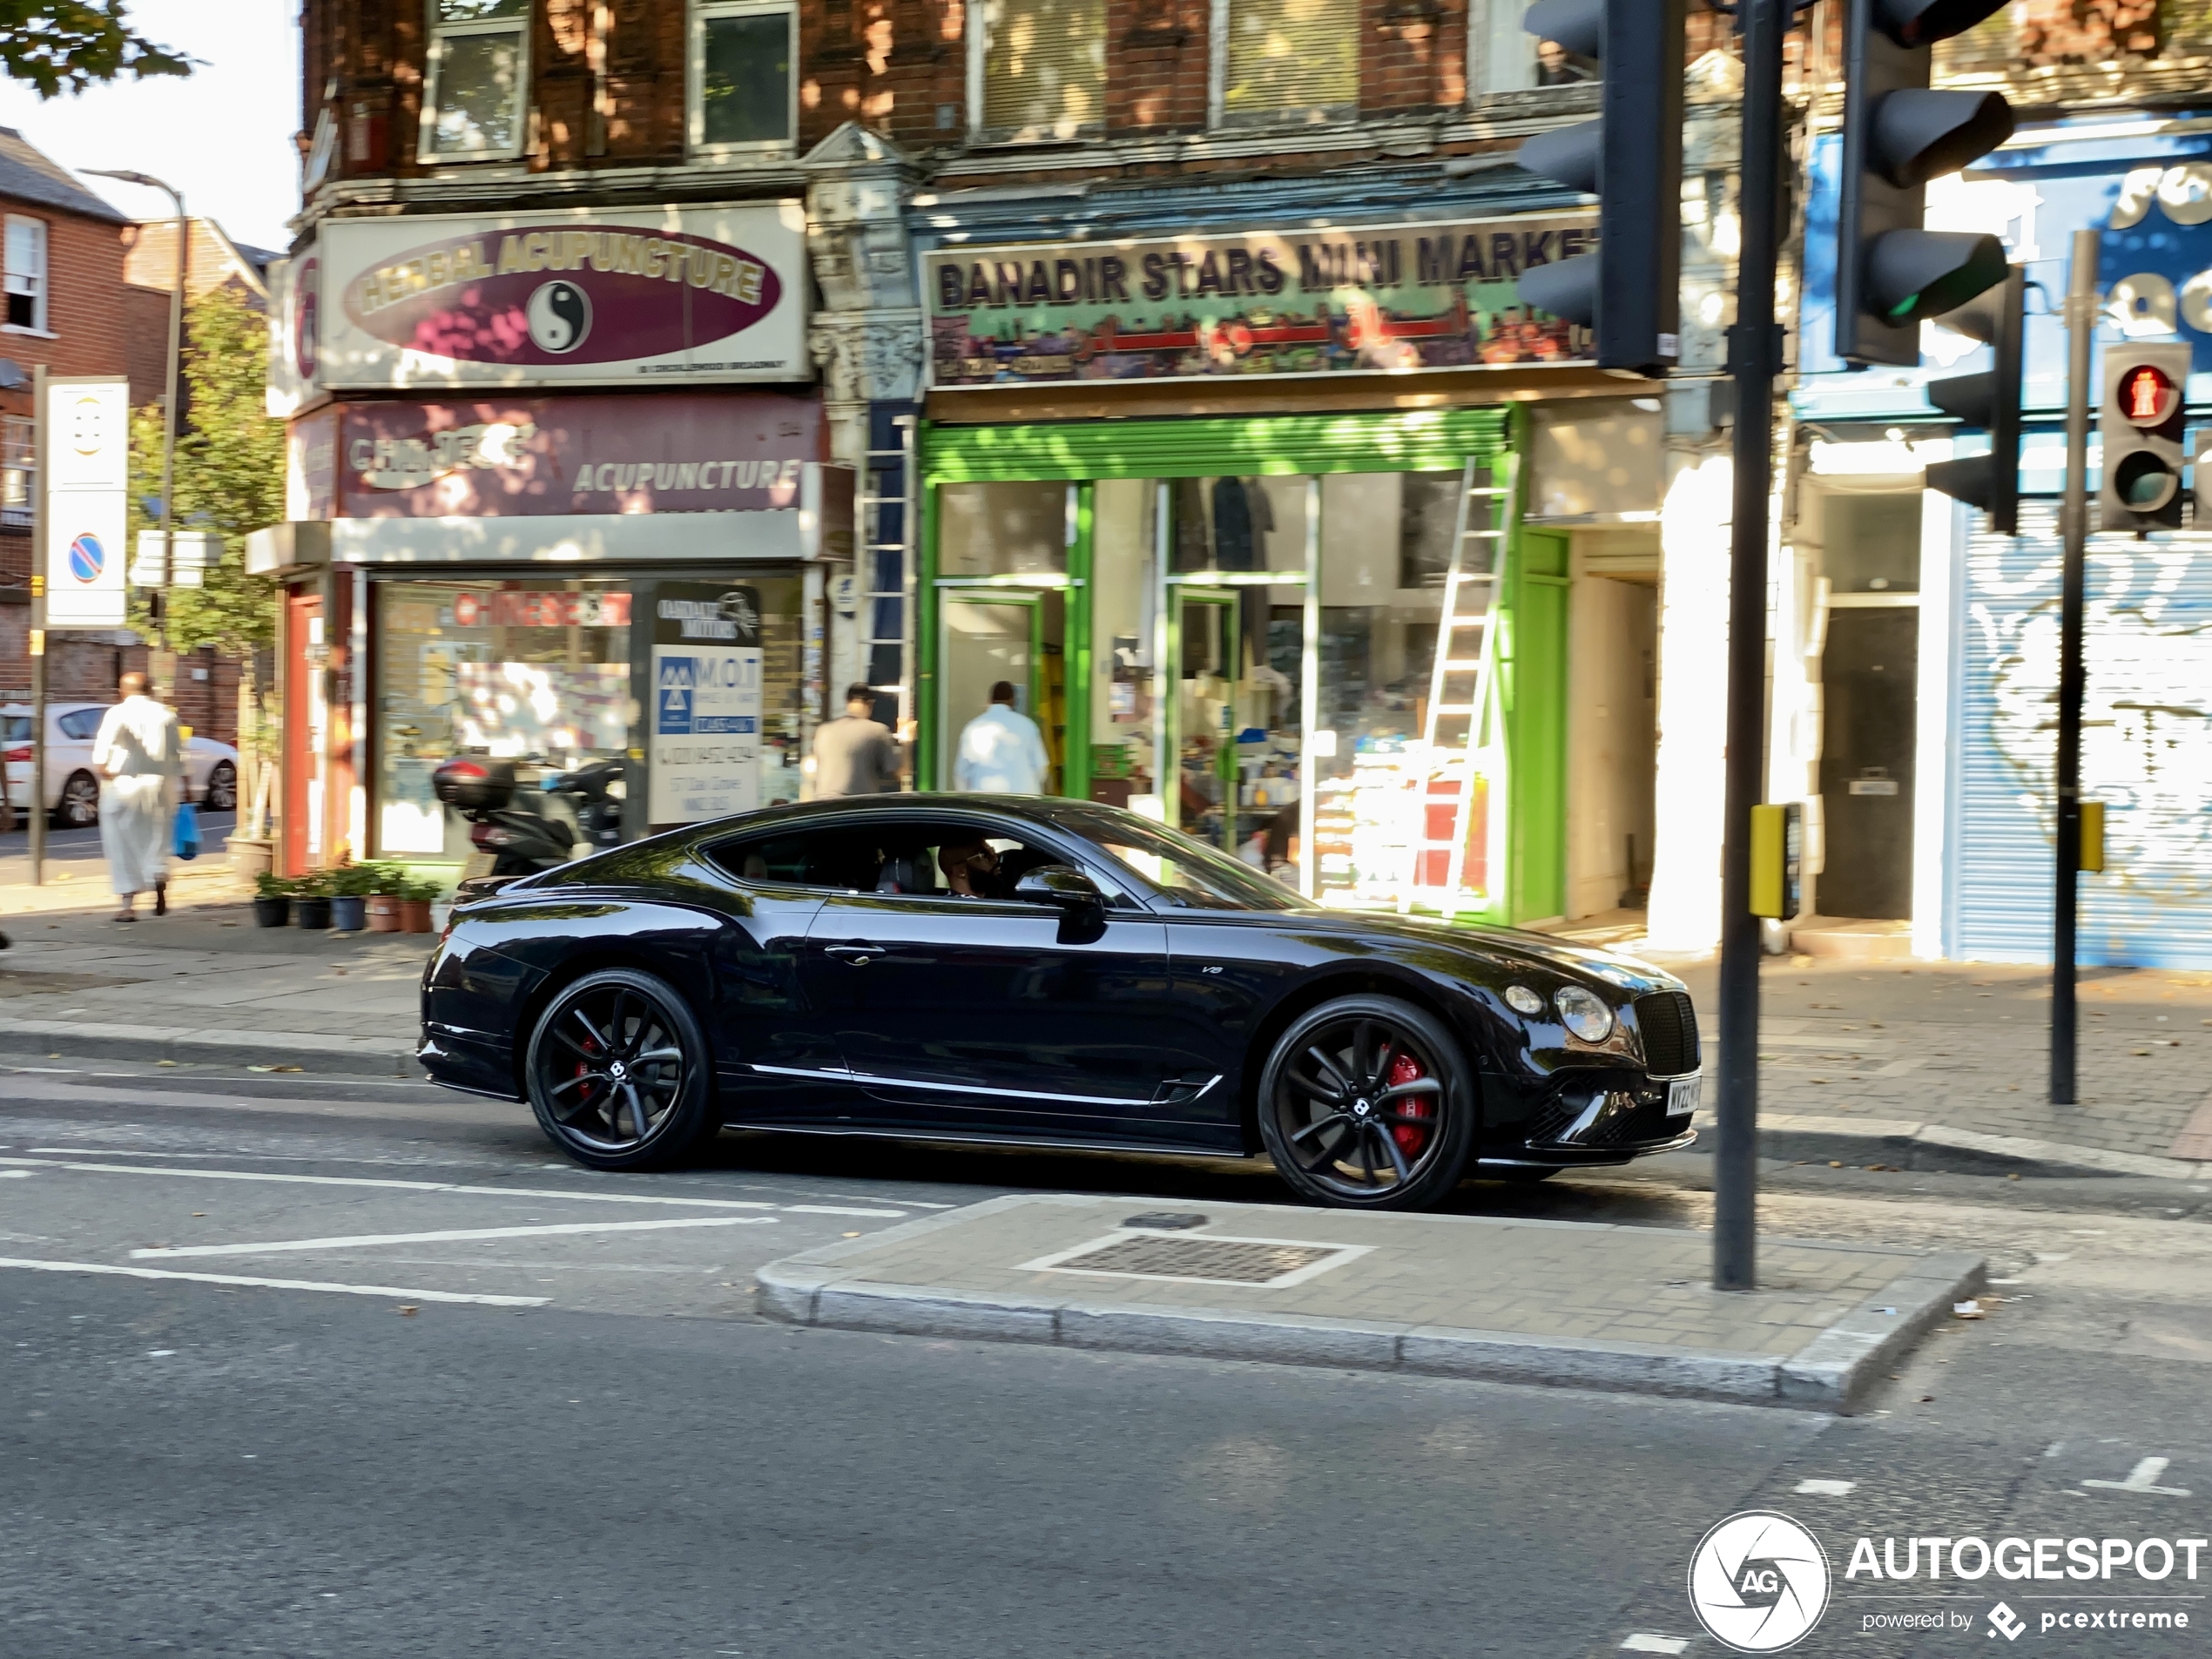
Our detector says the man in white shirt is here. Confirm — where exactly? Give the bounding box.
[953,680,1049,794]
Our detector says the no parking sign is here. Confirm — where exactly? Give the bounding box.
[42,377,129,629]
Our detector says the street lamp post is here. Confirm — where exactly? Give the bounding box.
[84,168,185,701]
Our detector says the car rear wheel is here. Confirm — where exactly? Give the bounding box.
[524,968,718,1171]
[56,771,98,829]
[1257,995,1477,1211]
[202,760,237,812]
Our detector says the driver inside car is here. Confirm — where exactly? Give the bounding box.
[938,836,1004,898]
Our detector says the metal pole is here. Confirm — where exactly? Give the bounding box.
[156,187,185,694]
[1714,0,1788,1293]
[29,363,44,886]
[2052,229,2097,1106]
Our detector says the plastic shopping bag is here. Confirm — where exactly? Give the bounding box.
[173,801,200,861]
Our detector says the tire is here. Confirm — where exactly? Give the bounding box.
[202,761,237,812]
[524,968,719,1171]
[1257,994,1479,1211]
[55,771,98,829]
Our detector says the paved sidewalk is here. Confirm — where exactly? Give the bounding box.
[1668,954,2212,1176]
[0,897,431,1075]
[757,1194,1983,1408]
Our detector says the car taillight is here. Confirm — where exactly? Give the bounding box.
[440,759,490,781]
[1,745,27,763]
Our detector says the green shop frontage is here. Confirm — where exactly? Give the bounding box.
[914,407,1572,926]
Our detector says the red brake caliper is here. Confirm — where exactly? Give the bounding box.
[1387,1051,1432,1157]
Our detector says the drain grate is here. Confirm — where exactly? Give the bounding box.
[1017,1231,1370,1288]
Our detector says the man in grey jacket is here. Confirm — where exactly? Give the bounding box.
[812,683,905,799]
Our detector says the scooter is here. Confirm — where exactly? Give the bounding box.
[431,756,583,881]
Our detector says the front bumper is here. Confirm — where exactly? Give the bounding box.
[1506,1070,1701,1165]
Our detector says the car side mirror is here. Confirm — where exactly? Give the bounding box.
[1014,863,1103,910]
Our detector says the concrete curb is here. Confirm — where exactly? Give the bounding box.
[0,1017,421,1078]
[754,1202,1983,1412]
[1688,1110,2211,1182]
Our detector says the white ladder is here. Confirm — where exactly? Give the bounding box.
[1399,454,1514,916]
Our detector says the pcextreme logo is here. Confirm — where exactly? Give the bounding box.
[1689,1512,1832,1652]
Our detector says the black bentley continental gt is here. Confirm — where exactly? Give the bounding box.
[418,796,1702,1211]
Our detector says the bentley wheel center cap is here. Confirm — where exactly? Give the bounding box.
[610,1062,628,1081]
[1352,1098,1372,1118]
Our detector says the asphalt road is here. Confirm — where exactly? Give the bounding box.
[1,1066,2207,1657]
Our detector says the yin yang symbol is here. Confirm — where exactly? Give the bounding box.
[525,280,592,354]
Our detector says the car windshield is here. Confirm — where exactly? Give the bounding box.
[1039,804,1317,912]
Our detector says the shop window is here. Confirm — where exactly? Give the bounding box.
[974,0,1106,140]
[1217,0,1359,126]
[1467,0,1598,94]
[1820,493,1922,594]
[691,0,797,154]
[420,0,530,164]
[937,481,1070,577]
[1,413,32,526]
[4,216,45,332]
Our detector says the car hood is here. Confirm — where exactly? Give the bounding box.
[1266,906,1687,996]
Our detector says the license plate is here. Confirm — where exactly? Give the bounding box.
[460,852,497,880]
[1667,1075,1702,1116]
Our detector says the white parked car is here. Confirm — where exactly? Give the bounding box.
[2,702,240,827]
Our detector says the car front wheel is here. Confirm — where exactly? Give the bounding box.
[56,771,98,829]
[1257,994,1478,1211]
[524,968,719,1171]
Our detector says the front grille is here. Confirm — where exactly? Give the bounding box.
[1634,990,1701,1076]
[1583,1097,1680,1147]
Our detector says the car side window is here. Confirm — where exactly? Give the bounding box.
[57,710,101,740]
[705,826,889,893]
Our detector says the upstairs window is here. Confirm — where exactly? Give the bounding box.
[421,0,530,162]
[1469,0,1599,95]
[2,413,32,525]
[4,216,45,332]
[977,0,1107,140]
[691,0,798,153]
[1217,0,1358,127]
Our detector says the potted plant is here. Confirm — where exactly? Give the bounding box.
[251,872,293,928]
[398,877,442,934]
[327,863,376,932]
[366,864,407,933]
[293,871,333,931]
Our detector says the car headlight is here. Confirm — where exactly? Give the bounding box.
[1554,984,1614,1042]
[1504,984,1545,1015]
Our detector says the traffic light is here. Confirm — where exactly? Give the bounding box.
[1923,265,2024,534]
[1512,0,1685,377]
[1836,0,2017,368]
[2100,344,2190,531]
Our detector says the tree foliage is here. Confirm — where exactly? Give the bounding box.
[0,3,191,98]
[128,283,285,664]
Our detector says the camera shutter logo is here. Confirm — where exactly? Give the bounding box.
[1687,1511,1831,1652]
[526,280,591,354]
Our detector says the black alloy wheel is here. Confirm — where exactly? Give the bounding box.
[203,761,237,812]
[57,771,98,829]
[524,968,718,1170]
[1257,994,1477,1211]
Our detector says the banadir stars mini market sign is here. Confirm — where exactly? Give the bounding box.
[313,206,808,389]
[921,213,1597,387]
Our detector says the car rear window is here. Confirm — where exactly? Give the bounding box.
[2,715,28,743]
[57,709,103,739]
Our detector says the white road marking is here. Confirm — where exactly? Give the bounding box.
[781,1204,910,1218]
[0,1256,547,1305]
[1621,1638,1689,1656]
[0,1170,29,1178]
[132,1217,779,1259]
[0,1157,777,1209]
[2082,1456,2193,1497]
[1793,1479,1857,1495]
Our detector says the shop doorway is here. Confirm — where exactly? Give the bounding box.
[1818,607,1918,919]
[1563,542,1659,921]
[937,590,1065,793]
[1169,589,1239,849]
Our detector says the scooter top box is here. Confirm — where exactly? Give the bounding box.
[431,756,516,813]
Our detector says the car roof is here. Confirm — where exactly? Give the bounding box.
[685,793,1149,839]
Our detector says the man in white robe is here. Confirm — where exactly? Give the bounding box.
[91,672,183,921]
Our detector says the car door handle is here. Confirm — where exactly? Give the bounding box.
[823,944,884,967]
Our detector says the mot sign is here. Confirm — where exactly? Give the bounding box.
[43,376,129,629]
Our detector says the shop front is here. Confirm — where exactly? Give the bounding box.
[907,194,1689,927]
[250,390,847,874]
